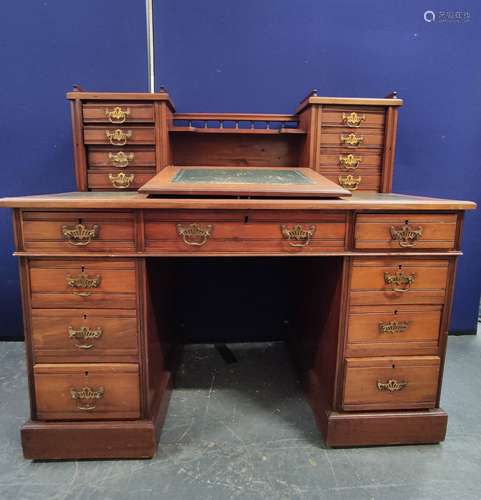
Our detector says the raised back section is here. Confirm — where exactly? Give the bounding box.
[67,87,402,193]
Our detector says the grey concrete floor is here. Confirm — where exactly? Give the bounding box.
[1,330,481,500]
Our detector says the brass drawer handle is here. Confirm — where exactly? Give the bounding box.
[176,223,213,246]
[66,273,101,297]
[62,223,99,246]
[340,133,364,147]
[105,106,130,124]
[68,326,103,349]
[390,224,423,247]
[70,386,105,411]
[106,129,132,146]
[339,154,362,170]
[378,320,410,334]
[384,271,416,293]
[281,224,316,247]
[342,112,365,128]
[108,151,134,168]
[339,174,361,191]
[109,172,134,189]
[377,379,408,392]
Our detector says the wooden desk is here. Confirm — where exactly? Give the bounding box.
[0,191,475,459]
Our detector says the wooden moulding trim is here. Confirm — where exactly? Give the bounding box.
[0,195,476,210]
[324,408,448,447]
[66,91,175,110]
[12,251,464,258]
[296,96,404,114]
[174,113,298,121]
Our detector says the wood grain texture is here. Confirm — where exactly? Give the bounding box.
[34,363,140,420]
[343,356,440,411]
[83,103,154,123]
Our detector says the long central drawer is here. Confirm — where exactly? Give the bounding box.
[143,210,347,253]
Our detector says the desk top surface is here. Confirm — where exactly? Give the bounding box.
[0,192,475,211]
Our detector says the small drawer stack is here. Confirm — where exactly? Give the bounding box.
[24,211,142,422]
[83,103,156,191]
[319,107,386,192]
[341,211,458,412]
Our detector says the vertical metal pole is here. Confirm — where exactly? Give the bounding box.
[145,0,155,92]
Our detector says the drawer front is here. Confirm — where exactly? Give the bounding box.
[31,309,138,363]
[83,103,154,124]
[34,363,140,420]
[30,259,137,309]
[87,147,156,168]
[88,170,156,191]
[346,305,442,357]
[22,211,135,252]
[350,258,449,305]
[320,132,384,149]
[323,173,381,192]
[144,211,347,253]
[84,126,155,146]
[355,213,458,250]
[321,107,386,129]
[319,151,382,171]
[343,356,440,411]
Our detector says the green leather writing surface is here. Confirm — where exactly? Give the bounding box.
[172,168,315,185]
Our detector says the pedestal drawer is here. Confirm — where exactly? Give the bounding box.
[346,305,442,357]
[34,363,140,420]
[29,259,137,309]
[31,309,139,363]
[84,126,155,146]
[355,213,457,250]
[343,356,440,411]
[350,258,449,305]
[22,211,135,252]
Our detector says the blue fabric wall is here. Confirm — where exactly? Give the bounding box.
[1,0,480,338]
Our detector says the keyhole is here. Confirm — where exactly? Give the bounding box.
[244,215,249,224]
[398,264,403,270]
[81,266,85,273]
[405,219,409,225]
[392,364,396,369]
[394,310,398,315]
[83,314,87,320]
[84,371,89,377]
[78,218,83,224]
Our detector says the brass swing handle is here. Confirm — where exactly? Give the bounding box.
[176,223,213,246]
[378,320,410,334]
[68,326,103,349]
[342,112,365,128]
[384,271,416,293]
[109,172,135,189]
[62,223,99,246]
[281,224,316,247]
[108,151,134,168]
[70,386,104,411]
[340,133,364,147]
[106,129,132,146]
[390,224,423,247]
[66,273,102,297]
[105,106,130,124]
[377,379,408,392]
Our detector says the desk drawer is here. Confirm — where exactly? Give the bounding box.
[30,259,137,309]
[350,258,449,305]
[343,356,440,411]
[320,131,384,149]
[144,211,347,253]
[87,147,156,168]
[22,211,135,252]
[84,126,155,146]
[346,305,442,357]
[31,309,139,363]
[88,170,156,190]
[34,363,140,420]
[83,103,154,124]
[322,107,385,129]
[355,213,457,250]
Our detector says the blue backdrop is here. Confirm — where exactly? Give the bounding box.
[1,0,480,338]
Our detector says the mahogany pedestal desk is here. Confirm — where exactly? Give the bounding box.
[0,89,476,460]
